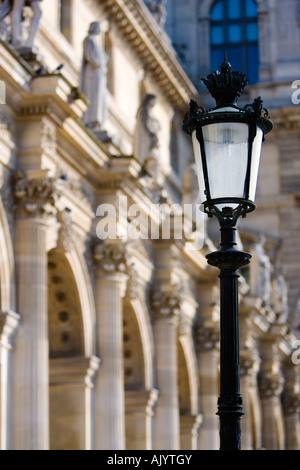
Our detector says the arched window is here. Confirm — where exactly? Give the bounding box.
[210,0,259,83]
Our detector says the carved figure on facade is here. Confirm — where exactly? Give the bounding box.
[250,235,273,305]
[0,0,43,48]
[133,93,161,181]
[271,269,289,324]
[80,21,108,133]
[57,208,73,252]
[146,0,167,27]
[182,160,199,213]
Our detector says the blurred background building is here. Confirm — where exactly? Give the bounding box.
[0,0,298,450]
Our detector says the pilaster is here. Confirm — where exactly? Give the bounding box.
[151,285,181,450]
[195,320,220,450]
[0,310,20,449]
[93,239,128,450]
[258,326,286,450]
[11,170,62,450]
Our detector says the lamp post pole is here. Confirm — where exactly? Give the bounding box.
[206,208,251,450]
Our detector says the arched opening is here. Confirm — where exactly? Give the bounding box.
[48,248,96,450]
[48,249,84,359]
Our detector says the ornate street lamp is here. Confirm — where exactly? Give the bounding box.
[183,58,273,450]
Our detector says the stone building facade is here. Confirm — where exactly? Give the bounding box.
[0,0,297,451]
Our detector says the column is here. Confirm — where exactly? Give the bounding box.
[49,356,100,450]
[196,322,220,450]
[11,171,61,450]
[93,240,128,450]
[0,311,20,449]
[151,286,180,450]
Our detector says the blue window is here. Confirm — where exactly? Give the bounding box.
[210,0,259,84]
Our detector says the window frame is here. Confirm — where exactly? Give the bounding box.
[210,0,259,84]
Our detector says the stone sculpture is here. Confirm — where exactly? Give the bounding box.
[80,21,108,131]
[272,270,289,323]
[250,235,273,305]
[133,93,160,180]
[11,0,42,47]
[146,0,167,27]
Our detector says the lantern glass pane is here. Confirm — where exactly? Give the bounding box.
[192,130,206,204]
[202,121,249,207]
[248,127,263,201]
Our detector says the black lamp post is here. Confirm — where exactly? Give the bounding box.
[183,58,273,450]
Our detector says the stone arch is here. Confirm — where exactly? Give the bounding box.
[48,245,97,450]
[123,297,154,390]
[0,197,15,311]
[123,296,157,450]
[63,247,96,357]
[48,249,85,358]
[178,333,200,449]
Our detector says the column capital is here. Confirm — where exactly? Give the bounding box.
[14,170,64,219]
[259,372,285,399]
[151,286,181,322]
[93,240,128,274]
[240,350,260,380]
[282,392,300,416]
[195,322,219,353]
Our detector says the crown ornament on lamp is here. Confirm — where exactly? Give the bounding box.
[202,55,248,107]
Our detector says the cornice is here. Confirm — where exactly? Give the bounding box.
[267,106,300,132]
[100,0,199,111]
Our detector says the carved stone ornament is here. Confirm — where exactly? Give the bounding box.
[258,373,284,399]
[196,323,219,352]
[93,241,128,273]
[151,286,181,320]
[281,392,300,415]
[0,0,43,50]
[125,264,138,299]
[240,351,260,379]
[57,208,73,252]
[13,171,64,218]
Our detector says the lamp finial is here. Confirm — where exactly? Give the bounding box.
[202,58,248,107]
